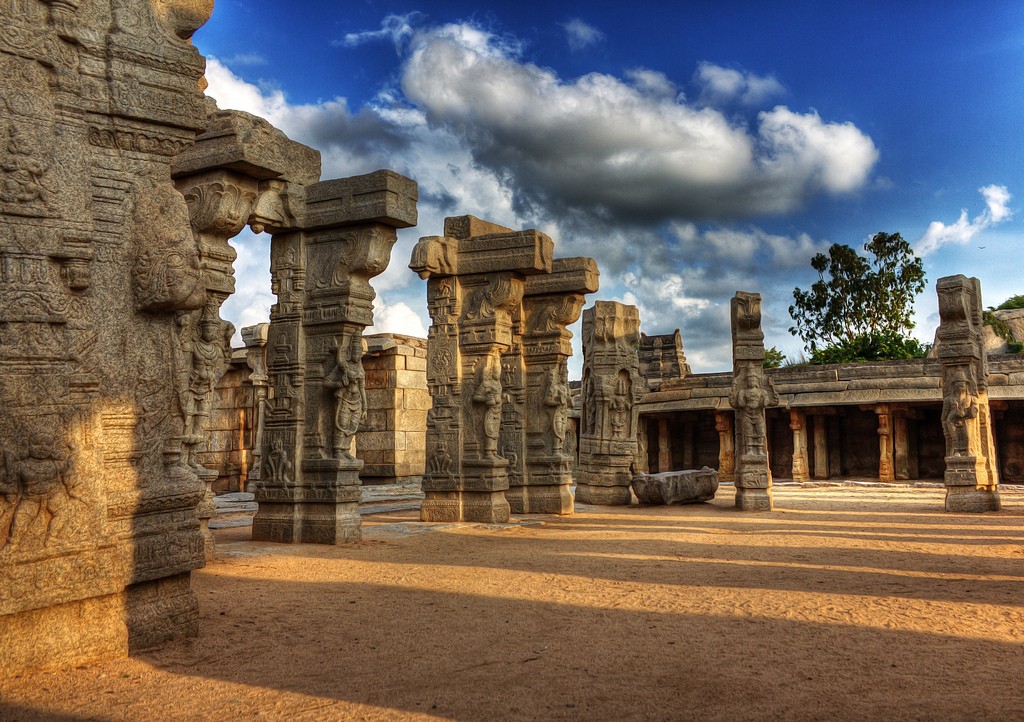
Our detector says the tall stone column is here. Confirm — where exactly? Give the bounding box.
[714,412,735,482]
[790,409,810,483]
[812,415,829,480]
[874,405,895,483]
[729,292,779,511]
[577,302,644,505]
[516,258,599,513]
[242,324,270,492]
[411,216,553,522]
[253,171,418,542]
[659,418,674,474]
[936,275,1000,512]
[893,410,910,481]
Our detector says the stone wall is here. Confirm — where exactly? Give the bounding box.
[358,334,429,483]
[197,349,255,494]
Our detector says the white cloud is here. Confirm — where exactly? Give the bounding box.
[366,298,428,338]
[695,62,784,107]
[337,13,424,49]
[915,184,1014,256]
[562,18,605,51]
[401,23,878,222]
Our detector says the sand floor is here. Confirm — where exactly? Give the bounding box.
[2,485,1023,721]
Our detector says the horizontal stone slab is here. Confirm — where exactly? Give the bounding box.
[632,467,718,505]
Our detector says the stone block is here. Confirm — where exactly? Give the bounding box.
[632,467,718,505]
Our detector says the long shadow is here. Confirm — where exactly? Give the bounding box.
[124,577,1024,719]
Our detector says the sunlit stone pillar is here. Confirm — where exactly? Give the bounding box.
[936,275,1000,512]
[729,292,779,511]
[875,405,895,483]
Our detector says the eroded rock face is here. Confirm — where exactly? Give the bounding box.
[631,468,718,505]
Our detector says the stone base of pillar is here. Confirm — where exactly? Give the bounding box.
[735,486,773,511]
[462,490,511,523]
[575,482,631,505]
[251,459,362,543]
[194,468,218,561]
[420,492,463,522]
[507,484,574,514]
[945,486,1001,513]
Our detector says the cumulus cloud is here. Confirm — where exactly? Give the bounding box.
[366,299,428,338]
[401,23,878,222]
[915,184,1014,256]
[562,18,605,51]
[695,62,784,107]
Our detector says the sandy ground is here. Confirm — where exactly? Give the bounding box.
[2,485,1023,721]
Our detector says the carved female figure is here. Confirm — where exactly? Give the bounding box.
[544,365,571,453]
[179,311,231,468]
[942,369,977,457]
[472,356,503,459]
[730,367,776,459]
[325,335,367,461]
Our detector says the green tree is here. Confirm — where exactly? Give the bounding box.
[763,346,785,369]
[789,232,926,356]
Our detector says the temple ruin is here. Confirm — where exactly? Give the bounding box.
[410,216,597,521]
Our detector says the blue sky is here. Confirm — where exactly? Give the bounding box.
[194,1,1023,374]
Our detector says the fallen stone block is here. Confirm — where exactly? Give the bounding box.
[631,467,719,505]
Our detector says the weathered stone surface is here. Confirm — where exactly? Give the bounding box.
[252,173,418,543]
[639,330,691,391]
[0,0,229,675]
[936,275,1000,512]
[631,467,718,505]
[577,302,644,505]
[729,292,778,511]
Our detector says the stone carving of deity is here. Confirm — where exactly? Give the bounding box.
[325,334,367,461]
[544,365,571,453]
[472,356,503,460]
[729,368,778,459]
[942,369,978,458]
[3,431,80,549]
[178,309,232,468]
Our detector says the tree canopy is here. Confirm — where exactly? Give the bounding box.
[789,232,927,359]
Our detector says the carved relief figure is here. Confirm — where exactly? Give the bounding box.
[730,367,778,458]
[610,370,632,439]
[177,306,233,468]
[325,334,367,460]
[3,430,82,550]
[264,438,294,486]
[472,356,503,459]
[544,364,571,453]
[942,368,978,457]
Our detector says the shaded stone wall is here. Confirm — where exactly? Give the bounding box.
[196,349,254,494]
[358,334,429,483]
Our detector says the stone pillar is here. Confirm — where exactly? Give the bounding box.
[0,0,228,675]
[714,412,735,482]
[242,324,270,492]
[936,275,1000,511]
[658,418,673,473]
[577,302,645,505]
[875,405,895,483]
[893,409,910,481]
[411,216,553,522]
[790,409,810,483]
[681,419,695,469]
[252,171,418,543]
[812,415,829,480]
[517,258,599,513]
[729,292,779,511]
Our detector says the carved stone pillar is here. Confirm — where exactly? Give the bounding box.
[515,258,598,514]
[790,409,810,483]
[893,409,910,481]
[577,302,644,505]
[242,323,270,493]
[253,171,418,543]
[729,292,778,511]
[714,412,735,482]
[875,405,895,483]
[659,418,673,474]
[411,216,553,522]
[936,275,1000,511]
[812,415,829,480]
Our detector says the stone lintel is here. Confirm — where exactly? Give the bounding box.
[302,170,418,230]
[444,215,515,239]
[241,323,269,348]
[524,257,599,297]
[172,109,321,184]
[453,230,553,276]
